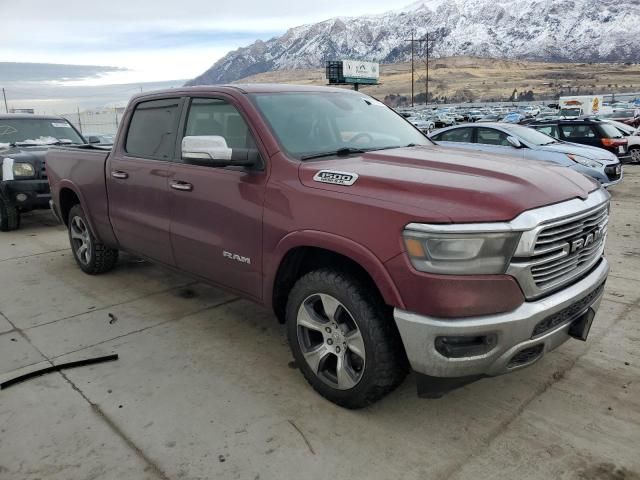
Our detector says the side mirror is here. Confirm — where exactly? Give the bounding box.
[181,135,259,168]
[87,136,100,144]
[506,136,522,148]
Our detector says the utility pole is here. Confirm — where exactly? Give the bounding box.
[77,107,83,134]
[405,31,430,107]
[2,88,8,113]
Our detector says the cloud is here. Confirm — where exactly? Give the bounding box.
[0,63,126,83]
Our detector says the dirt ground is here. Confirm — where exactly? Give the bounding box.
[1,166,639,480]
[237,56,640,103]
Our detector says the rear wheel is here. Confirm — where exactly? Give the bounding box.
[68,204,118,274]
[286,268,408,409]
[0,193,20,232]
[629,147,640,164]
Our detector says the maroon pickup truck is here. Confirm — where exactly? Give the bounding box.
[46,85,610,408]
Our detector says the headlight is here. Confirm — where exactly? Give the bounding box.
[566,154,602,168]
[12,163,35,177]
[402,229,521,274]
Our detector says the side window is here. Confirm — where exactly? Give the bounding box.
[185,98,256,150]
[436,128,473,143]
[125,98,180,160]
[477,128,510,146]
[560,124,597,139]
[534,125,559,138]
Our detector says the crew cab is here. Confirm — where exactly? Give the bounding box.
[0,114,85,230]
[46,85,610,408]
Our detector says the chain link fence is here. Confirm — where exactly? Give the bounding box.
[59,107,125,136]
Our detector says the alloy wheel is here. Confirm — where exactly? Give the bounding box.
[296,293,366,390]
[70,215,92,265]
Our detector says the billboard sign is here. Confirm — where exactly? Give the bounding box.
[342,60,379,81]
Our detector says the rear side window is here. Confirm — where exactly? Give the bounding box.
[596,123,624,138]
[434,128,473,143]
[533,125,559,138]
[559,124,597,139]
[125,98,181,160]
[477,128,510,146]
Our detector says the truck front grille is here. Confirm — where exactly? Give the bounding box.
[508,198,609,299]
[529,204,608,291]
[40,163,47,180]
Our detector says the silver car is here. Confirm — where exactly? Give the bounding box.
[429,123,622,187]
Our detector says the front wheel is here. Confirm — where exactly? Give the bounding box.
[629,147,640,164]
[68,204,119,274]
[286,269,408,409]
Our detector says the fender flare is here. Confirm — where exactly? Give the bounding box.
[265,230,405,310]
[55,179,100,237]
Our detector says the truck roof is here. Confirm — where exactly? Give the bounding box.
[131,83,358,101]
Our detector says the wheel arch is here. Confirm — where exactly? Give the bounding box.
[267,231,405,323]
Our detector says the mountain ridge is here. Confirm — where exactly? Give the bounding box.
[186,0,640,86]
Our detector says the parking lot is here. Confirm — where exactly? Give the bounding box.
[0,166,638,480]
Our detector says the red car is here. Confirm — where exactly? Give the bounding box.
[46,85,610,408]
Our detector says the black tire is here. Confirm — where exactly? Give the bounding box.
[286,268,408,409]
[629,146,640,164]
[68,204,118,274]
[0,192,20,232]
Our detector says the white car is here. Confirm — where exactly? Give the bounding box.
[604,120,640,163]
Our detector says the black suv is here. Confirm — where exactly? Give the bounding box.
[529,118,632,163]
[0,114,85,231]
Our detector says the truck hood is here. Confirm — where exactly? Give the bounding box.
[298,145,600,223]
[537,142,618,163]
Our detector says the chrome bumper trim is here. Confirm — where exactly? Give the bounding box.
[394,258,609,378]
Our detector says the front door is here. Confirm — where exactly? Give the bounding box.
[168,97,267,298]
[106,97,182,265]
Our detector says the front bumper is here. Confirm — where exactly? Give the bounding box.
[394,258,609,379]
[1,179,50,210]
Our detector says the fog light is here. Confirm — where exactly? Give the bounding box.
[15,193,28,202]
[435,334,497,358]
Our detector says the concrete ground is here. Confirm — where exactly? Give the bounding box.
[1,167,639,480]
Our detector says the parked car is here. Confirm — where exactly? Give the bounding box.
[597,109,640,128]
[0,114,85,231]
[407,117,435,134]
[529,118,632,163]
[428,123,622,187]
[603,120,640,163]
[476,114,502,123]
[501,112,526,124]
[47,85,610,408]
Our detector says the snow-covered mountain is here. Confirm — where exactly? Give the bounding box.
[186,0,640,85]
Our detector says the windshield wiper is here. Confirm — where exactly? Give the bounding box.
[301,147,367,161]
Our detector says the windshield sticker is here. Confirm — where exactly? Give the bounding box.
[313,170,359,186]
[51,122,72,128]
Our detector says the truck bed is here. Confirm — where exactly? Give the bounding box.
[46,145,117,245]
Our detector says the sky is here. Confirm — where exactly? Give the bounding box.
[0,0,399,86]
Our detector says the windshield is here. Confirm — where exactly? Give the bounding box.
[0,118,84,146]
[559,108,581,116]
[250,92,431,159]
[502,125,559,145]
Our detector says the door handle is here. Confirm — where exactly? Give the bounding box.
[111,171,129,180]
[170,181,193,192]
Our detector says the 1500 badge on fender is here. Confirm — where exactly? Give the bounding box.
[313,170,359,186]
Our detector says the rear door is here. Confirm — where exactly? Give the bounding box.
[168,96,268,299]
[431,127,475,150]
[106,97,182,265]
